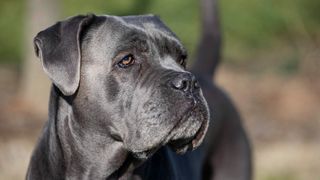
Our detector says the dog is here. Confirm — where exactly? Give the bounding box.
[27,14,210,179]
[27,1,251,179]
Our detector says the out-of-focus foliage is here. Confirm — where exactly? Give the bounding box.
[1,0,319,73]
[220,0,320,65]
[0,0,24,64]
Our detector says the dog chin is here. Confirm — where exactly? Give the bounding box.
[167,105,209,154]
[168,117,209,154]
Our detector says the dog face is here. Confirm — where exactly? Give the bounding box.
[34,14,209,159]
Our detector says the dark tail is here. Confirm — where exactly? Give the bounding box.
[191,0,221,77]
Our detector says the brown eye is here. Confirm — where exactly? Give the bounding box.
[118,54,135,68]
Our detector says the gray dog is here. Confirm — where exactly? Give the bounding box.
[27,1,251,179]
[27,14,210,179]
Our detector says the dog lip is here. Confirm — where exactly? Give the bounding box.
[191,117,208,148]
[168,137,193,154]
[168,112,209,154]
[168,122,206,154]
[130,146,159,160]
[185,93,200,108]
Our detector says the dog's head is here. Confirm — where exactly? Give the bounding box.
[34,14,209,159]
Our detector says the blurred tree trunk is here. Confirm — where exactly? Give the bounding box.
[19,0,60,115]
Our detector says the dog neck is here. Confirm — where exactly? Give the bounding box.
[27,87,134,179]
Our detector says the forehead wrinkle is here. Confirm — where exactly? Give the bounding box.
[141,22,186,52]
[98,15,150,43]
[95,15,185,51]
[115,32,148,52]
[107,16,152,55]
[106,15,187,57]
[114,15,150,34]
[118,15,187,57]
[150,33,187,60]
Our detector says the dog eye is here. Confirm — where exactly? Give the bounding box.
[118,54,135,68]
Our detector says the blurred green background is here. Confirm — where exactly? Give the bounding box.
[0,0,319,180]
[1,0,320,74]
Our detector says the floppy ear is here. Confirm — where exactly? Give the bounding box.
[34,14,95,96]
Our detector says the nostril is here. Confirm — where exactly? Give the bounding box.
[194,80,200,89]
[181,80,188,90]
[171,78,188,90]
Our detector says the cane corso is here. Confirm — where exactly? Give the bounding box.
[27,2,251,180]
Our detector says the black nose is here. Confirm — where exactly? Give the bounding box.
[170,73,200,93]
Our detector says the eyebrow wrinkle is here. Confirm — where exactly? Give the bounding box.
[151,34,187,59]
[113,34,149,58]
